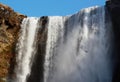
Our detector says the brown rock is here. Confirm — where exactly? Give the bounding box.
[0,3,26,79]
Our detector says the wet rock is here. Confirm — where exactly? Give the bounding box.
[106,0,120,82]
[27,16,48,82]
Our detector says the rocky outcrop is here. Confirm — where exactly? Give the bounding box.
[106,0,120,82]
[0,3,26,82]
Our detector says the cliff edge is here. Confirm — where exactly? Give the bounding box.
[0,3,26,82]
[0,1,120,82]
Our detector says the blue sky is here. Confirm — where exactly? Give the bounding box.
[0,0,105,17]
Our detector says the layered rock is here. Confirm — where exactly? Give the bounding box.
[0,3,26,82]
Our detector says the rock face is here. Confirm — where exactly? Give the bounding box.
[27,16,48,82]
[0,1,120,82]
[106,0,120,82]
[0,3,26,82]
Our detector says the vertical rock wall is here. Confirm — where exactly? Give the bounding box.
[0,1,120,82]
[0,3,26,82]
[106,0,120,82]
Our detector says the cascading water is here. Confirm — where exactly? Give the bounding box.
[44,16,66,82]
[14,17,39,82]
[12,6,114,82]
[44,6,113,82]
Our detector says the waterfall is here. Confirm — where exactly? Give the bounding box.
[12,6,113,82]
[44,6,113,82]
[44,16,65,82]
[14,17,39,82]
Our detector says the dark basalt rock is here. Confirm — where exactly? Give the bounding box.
[106,0,120,82]
[27,16,48,82]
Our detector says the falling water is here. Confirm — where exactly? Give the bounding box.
[44,16,65,82]
[14,17,39,82]
[44,6,113,82]
[12,6,113,82]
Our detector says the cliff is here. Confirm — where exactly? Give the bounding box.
[0,1,120,82]
[0,3,26,82]
[106,0,120,82]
